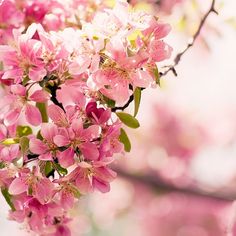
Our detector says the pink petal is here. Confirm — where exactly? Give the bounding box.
[4,108,21,126]
[29,67,46,82]
[61,191,74,210]
[75,176,92,194]
[153,23,171,40]
[83,125,101,140]
[69,55,91,75]
[41,123,58,142]
[54,135,70,147]
[29,138,48,154]
[29,90,50,102]
[48,104,68,126]
[94,166,117,182]
[92,177,110,193]
[9,144,20,160]
[38,152,53,161]
[10,84,26,96]
[80,142,99,161]
[9,177,28,195]
[132,70,154,88]
[34,178,54,204]
[58,147,75,168]
[99,110,111,124]
[0,124,7,140]
[71,119,83,135]
[25,104,42,126]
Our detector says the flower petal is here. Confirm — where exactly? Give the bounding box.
[80,142,99,161]
[9,177,28,195]
[25,104,42,126]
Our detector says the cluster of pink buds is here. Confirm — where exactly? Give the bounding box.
[0,0,172,235]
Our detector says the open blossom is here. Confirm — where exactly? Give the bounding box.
[29,123,60,161]
[0,1,172,235]
[0,84,48,126]
[0,24,47,83]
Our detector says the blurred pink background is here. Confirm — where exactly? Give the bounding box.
[1,0,236,235]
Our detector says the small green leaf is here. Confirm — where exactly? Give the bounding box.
[36,102,48,122]
[22,76,29,86]
[19,136,29,156]
[28,186,33,195]
[134,87,141,117]
[54,162,68,176]
[37,131,43,140]
[119,128,131,152]
[45,161,53,177]
[0,162,6,169]
[103,95,116,108]
[17,126,32,137]
[1,138,19,145]
[116,112,140,129]
[1,188,15,211]
[153,66,160,86]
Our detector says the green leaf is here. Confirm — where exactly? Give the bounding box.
[103,95,116,108]
[28,186,33,195]
[19,136,29,156]
[0,162,6,169]
[36,102,48,122]
[116,112,140,129]
[54,162,68,176]
[1,188,15,211]
[17,125,32,137]
[134,87,141,117]
[1,138,19,145]
[37,131,43,140]
[45,161,53,177]
[153,66,160,86]
[22,76,29,86]
[119,128,131,152]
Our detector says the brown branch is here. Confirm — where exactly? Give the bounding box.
[160,0,218,77]
[116,168,236,202]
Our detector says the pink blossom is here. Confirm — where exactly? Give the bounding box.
[0,84,42,126]
[65,162,116,194]
[53,119,101,164]
[0,24,47,83]
[29,123,59,160]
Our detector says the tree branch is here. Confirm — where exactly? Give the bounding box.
[116,168,236,202]
[160,0,218,77]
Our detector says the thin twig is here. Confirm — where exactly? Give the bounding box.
[160,0,218,77]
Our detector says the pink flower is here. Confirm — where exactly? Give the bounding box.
[0,143,19,162]
[0,24,46,83]
[148,40,173,62]
[9,169,55,204]
[29,123,59,160]
[86,101,111,125]
[54,119,101,164]
[90,69,131,104]
[65,162,116,194]
[1,84,42,126]
[100,123,123,159]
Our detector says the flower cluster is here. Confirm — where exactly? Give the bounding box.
[0,0,172,235]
